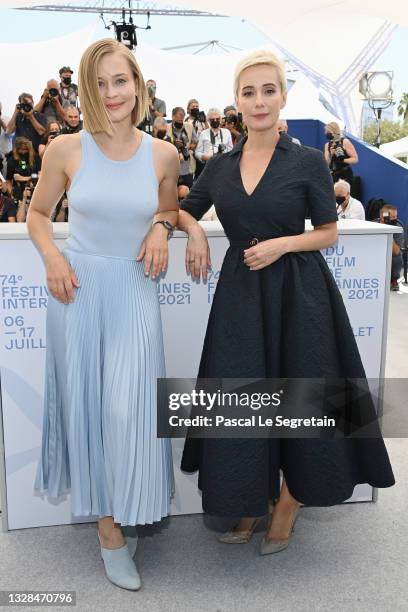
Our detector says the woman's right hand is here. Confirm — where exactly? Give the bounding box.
[185,224,211,281]
[45,251,80,304]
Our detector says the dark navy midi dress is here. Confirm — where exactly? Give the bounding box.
[180,132,395,516]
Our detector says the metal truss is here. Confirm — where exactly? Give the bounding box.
[16,1,227,17]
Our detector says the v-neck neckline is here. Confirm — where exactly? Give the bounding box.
[237,138,281,198]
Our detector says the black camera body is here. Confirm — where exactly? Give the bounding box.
[217,143,226,154]
[17,102,33,113]
[225,115,238,125]
[191,108,206,123]
[330,137,345,160]
[48,88,59,98]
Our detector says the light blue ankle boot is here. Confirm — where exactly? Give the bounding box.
[98,534,141,591]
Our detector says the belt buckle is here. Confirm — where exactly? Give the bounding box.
[249,237,259,247]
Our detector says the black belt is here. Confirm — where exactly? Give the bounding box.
[228,238,308,262]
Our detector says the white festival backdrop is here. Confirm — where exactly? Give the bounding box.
[0,223,393,529]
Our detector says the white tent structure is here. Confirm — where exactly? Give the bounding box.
[2,0,408,132]
[380,136,408,162]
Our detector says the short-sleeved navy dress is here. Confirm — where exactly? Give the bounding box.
[180,133,395,516]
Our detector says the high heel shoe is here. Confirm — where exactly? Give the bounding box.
[260,505,300,556]
[98,532,141,591]
[217,500,275,544]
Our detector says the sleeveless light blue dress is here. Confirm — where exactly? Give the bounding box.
[34,129,174,525]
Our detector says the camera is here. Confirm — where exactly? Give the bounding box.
[383,212,398,226]
[31,173,39,186]
[191,108,206,123]
[48,88,59,98]
[17,102,33,113]
[176,142,190,161]
[329,138,345,159]
[225,115,238,125]
[217,143,226,154]
[48,131,60,141]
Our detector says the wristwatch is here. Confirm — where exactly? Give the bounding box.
[153,220,174,239]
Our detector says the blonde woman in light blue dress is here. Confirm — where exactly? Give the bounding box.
[27,39,179,591]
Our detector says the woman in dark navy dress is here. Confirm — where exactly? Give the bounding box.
[178,50,394,555]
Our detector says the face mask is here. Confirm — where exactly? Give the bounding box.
[210,119,220,129]
[190,108,199,118]
[336,196,346,205]
[62,76,71,85]
[173,121,184,130]
[157,130,167,139]
[326,132,334,140]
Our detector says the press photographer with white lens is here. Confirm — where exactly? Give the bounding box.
[195,107,233,163]
[324,121,358,184]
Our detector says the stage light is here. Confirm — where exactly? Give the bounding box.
[359,71,393,101]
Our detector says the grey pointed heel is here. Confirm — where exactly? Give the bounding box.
[98,533,141,590]
[260,506,300,556]
[125,535,138,559]
[218,500,275,544]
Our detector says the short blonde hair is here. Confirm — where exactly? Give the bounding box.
[78,38,149,135]
[326,122,341,136]
[233,50,287,101]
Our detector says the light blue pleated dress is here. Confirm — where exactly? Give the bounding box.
[34,129,174,525]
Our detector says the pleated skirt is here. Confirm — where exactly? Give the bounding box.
[34,248,175,526]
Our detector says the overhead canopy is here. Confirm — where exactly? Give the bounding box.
[2,0,408,132]
[380,136,408,157]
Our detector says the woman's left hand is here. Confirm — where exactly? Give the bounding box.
[243,237,288,271]
[136,224,169,279]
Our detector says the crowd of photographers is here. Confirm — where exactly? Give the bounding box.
[0,71,404,289]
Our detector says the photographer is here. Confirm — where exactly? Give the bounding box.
[0,101,12,174]
[34,79,66,124]
[168,107,197,194]
[0,176,16,222]
[195,107,233,163]
[222,105,245,145]
[51,195,69,222]
[152,117,171,141]
[59,66,79,109]
[16,182,34,222]
[378,204,404,291]
[334,179,365,220]
[139,79,166,134]
[324,121,358,184]
[5,137,40,201]
[185,99,208,179]
[61,106,82,135]
[5,93,46,153]
[277,119,301,145]
[38,121,61,159]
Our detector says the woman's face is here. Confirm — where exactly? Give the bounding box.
[97,52,137,125]
[17,143,29,156]
[236,64,286,133]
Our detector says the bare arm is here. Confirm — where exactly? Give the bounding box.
[323,142,330,164]
[136,140,180,278]
[5,106,19,134]
[342,138,358,165]
[26,136,80,303]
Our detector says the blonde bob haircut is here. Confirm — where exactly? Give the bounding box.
[78,38,149,135]
[233,50,287,101]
